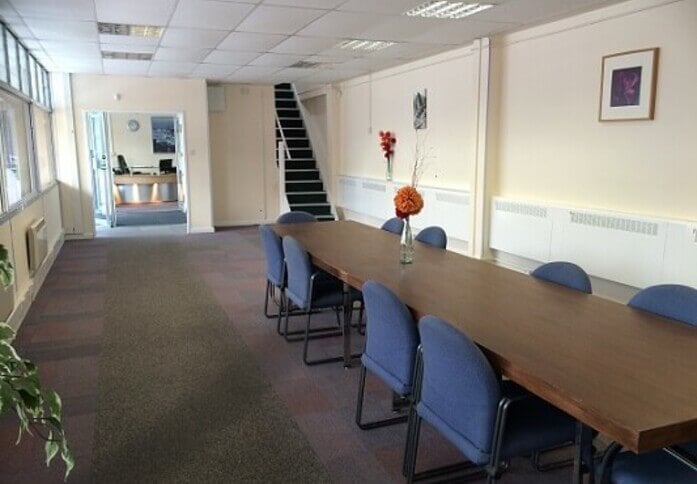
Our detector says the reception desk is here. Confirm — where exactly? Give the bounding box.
[113,174,178,204]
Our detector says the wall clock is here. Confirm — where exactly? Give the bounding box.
[127,119,140,132]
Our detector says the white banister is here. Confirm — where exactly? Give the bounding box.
[278,140,290,214]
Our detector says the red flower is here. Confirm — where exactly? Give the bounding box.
[378,130,396,160]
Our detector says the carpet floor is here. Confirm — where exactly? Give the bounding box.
[116,203,186,226]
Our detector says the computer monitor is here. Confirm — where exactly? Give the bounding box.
[159,159,175,174]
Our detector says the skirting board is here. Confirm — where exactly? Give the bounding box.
[65,232,95,240]
[214,219,276,228]
[8,231,65,334]
[188,226,215,234]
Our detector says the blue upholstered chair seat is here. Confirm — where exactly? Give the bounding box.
[361,352,412,396]
[416,380,576,466]
[610,442,697,484]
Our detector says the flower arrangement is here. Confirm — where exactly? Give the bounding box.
[378,130,396,180]
[394,186,423,219]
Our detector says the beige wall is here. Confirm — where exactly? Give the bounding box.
[489,0,697,220]
[208,84,278,226]
[108,112,178,171]
[68,74,213,234]
[337,46,479,190]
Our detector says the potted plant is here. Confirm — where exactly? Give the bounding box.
[0,244,73,479]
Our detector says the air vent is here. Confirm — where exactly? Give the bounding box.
[98,22,163,38]
[337,39,395,51]
[569,211,658,236]
[363,181,386,192]
[289,61,323,69]
[495,200,547,219]
[404,2,493,19]
[436,191,468,205]
[102,51,153,61]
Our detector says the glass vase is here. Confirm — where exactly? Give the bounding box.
[400,217,414,264]
[386,156,393,181]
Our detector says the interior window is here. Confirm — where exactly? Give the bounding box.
[0,91,33,206]
[32,105,54,188]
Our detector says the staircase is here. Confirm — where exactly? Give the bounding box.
[274,83,334,221]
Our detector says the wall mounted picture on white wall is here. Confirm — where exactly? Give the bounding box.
[151,116,176,153]
[599,48,659,121]
[413,89,427,130]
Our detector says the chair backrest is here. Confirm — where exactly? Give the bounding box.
[159,159,173,173]
[530,261,592,294]
[415,226,447,249]
[628,284,697,327]
[381,217,404,235]
[282,236,313,309]
[277,211,317,224]
[117,154,130,174]
[259,225,284,287]
[418,315,500,463]
[362,281,418,390]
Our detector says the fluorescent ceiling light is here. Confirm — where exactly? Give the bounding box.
[102,51,153,61]
[337,40,395,52]
[404,1,493,19]
[98,22,163,38]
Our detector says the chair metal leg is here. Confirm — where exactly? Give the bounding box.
[302,308,359,366]
[572,422,596,484]
[355,365,409,430]
[278,291,341,342]
[405,413,422,484]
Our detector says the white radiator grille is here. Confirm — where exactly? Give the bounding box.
[362,181,386,192]
[569,211,658,236]
[339,178,356,187]
[495,200,547,218]
[436,191,468,205]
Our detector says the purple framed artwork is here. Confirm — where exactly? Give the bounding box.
[599,48,658,121]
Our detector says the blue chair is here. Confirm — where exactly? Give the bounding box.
[415,226,447,249]
[531,261,592,294]
[277,211,317,224]
[597,284,697,483]
[381,217,404,235]
[259,225,285,319]
[282,236,362,366]
[405,316,577,483]
[355,281,418,430]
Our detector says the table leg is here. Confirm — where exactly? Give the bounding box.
[572,422,594,484]
[342,283,353,368]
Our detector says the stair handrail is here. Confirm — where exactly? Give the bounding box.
[275,113,292,165]
[278,139,290,214]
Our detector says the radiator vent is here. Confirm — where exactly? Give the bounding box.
[495,200,547,218]
[27,218,48,275]
[569,211,658,236]
[362,181,386,192]
[435,192,468,205]
[340,178,357,187]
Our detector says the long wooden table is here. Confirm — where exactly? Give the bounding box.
[273,220,697,464]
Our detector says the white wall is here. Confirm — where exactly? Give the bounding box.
[108,112,177,171]
[67,74,213,234]
[208,84,279,226]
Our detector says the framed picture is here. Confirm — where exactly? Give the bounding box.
[599,48,659,121]
[151,116,176,153]
[413,89,427,130]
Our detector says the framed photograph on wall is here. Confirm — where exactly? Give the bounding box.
[413,89,427,130]
[151,116,176,153]
[599,48,659,121]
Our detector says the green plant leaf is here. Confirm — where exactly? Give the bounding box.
[0,341,21,361]
[61,441,75,480]
[0,323,14,341]
[45,432,59,466]
[43,389,62,420]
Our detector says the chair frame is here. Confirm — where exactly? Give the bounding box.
[355,363,410,430]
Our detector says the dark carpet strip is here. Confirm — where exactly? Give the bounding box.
[93,237,328,482]
[115,209,186,227]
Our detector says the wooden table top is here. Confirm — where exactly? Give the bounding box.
[273,220,697,454]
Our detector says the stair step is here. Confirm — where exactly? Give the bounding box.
[287,148,313,158]
[274,90,294,99]
[287,192,328,204]
[275,99,297,109]
[285,138,310,148]
[277,128,307,138]
[286,181,324,192]
[275,83,292,90]
[317,215,335,222]
[277,108,300,118]
[290,204,332,216]
[285,160,316,170]
[278,119,304,129]
[285,169,319,181]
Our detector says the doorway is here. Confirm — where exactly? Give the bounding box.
[86,111,188,229]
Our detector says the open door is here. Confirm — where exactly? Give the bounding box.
[174,115,187,215]
[87,112,116,227]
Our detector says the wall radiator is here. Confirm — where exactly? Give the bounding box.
[490,197,697,289]
[27,218,48,275]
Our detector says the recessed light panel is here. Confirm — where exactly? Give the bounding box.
[102,51,153,61]
[404,1,493,19]
[337,40,395,52]
[98,22,164,38]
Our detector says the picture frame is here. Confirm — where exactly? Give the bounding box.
[413,89,427,130]
[599,47,659,122]
[151,116,176,153]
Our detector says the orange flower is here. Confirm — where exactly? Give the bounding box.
[394,186,424,219]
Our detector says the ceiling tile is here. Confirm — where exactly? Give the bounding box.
[204,50,260,65]
[148,60,197,76]
[0,1,20,21]
[475,0,604,24]
[297,11,386,38]
[100,43,158,54]
[160,28,229,48]
[271,36,340,55]
[94,0,178,26]
[411,19,516,45]
[357,16,443,43]
[40,40,101,58]
[249,53,304,67]
[50,56,103,73]
[263,0,344,8]
[154,47,212,62]
[229,65,281,77]
[191,63,239,78]
[337,0,423,15]
[10,0,96,20]
[98,34,160,47]
[103,58,150,75]
[366,42,451,60]
[217,32,287,51]
[170,0,255,30]
[24,17,98,41]
[5,21,35,40]
[236,6,326,35]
